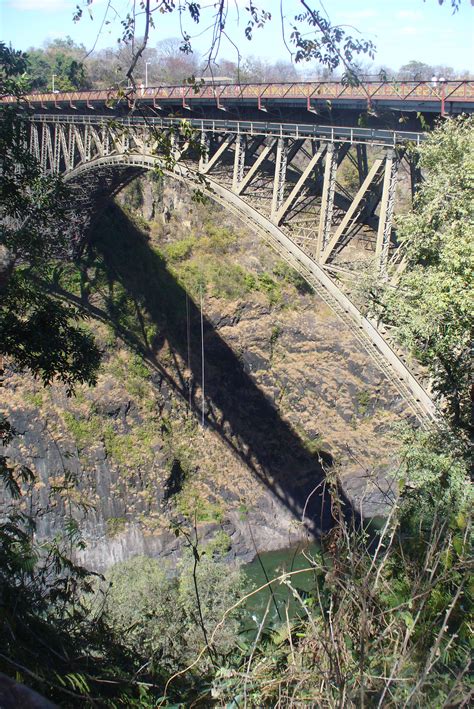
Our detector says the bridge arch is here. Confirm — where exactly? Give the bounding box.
[63,150,436,423]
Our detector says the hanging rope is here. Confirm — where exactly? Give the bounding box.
[200,284,205,429]
[186,292,192,411]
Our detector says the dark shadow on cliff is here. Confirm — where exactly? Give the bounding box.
[52,201,352,535]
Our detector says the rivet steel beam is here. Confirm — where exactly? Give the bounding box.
[409,154,422,202]
[375,149,398,274]
[316,143,338,260]
[275,145,326,225]
[320,157,385,265]
[235,141,275,196]
[200,134,235,175]
[232,133,246,192]
[356,144,368,185]
[271,138,288,221]
[198,130,210,172]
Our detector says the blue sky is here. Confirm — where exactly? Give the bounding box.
[1,0,473,71]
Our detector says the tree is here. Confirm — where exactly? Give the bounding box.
[155,37,200,84]
[239,56,300,83]
[75,0,376,87]
[379,117,473,432]
[398,60,434,80]
[0,44,106,702]
[73,0,468,88]
[0,43,100,397]
[104,552,245,675]
[25,37,90,91]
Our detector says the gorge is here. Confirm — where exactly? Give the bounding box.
[3,172,418,572]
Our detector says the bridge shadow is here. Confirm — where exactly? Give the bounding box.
[56,201,343,536]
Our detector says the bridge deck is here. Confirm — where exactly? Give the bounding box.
[3,80,473,117]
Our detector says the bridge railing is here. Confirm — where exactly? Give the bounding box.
[2,80,473,111]
[29,113,425,148]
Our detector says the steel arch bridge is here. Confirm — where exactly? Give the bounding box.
[27,112,437,423]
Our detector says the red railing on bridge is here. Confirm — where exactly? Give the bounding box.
[2,80,473,115]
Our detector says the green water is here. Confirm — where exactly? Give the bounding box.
[242,542,320,630]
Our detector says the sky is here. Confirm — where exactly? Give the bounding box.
[1,0,473,72]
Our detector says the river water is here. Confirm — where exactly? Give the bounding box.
[242,542,321,630]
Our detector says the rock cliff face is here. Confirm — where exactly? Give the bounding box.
[2,174,412,572]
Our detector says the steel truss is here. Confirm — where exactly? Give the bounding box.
[24,114,436,424]
[29,114,416,273]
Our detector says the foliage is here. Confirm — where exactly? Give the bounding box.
[396,425,471,531]
[208,446,472,707]
[103,551,245,675]
[158,220,291,306]
[372,116,473,431]
[164,235,197,263]
[1,4,472,704]
[273,259,314,295]
[0,44,118,705]
[25,37,90,91]
[1,273,100,394]
[74,0,378,84]
[0,43,101,395]
[0,449,164,706]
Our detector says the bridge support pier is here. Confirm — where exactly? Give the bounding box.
[235,140,274,195]
[319,155,388,266]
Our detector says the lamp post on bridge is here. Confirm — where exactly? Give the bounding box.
[51,74,56,92]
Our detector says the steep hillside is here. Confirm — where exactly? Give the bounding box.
[2,174,414,571]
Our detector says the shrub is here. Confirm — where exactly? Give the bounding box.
[164,236,197,263]
[104,552,245,674]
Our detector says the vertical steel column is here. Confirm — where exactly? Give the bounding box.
[102,123,110,157]
[122,127,130,153]
[271,137,288,220]
[198,130,210,171]
[356,144,368,185]
[73,125,86,163]
[275,145,326,225]
[40,122,48,172]
[409,154,422,202]
[232,133,246,192]
[30,123,40,161]
[316,143,338,259]
[54,124,63,172]
[57,124,70,173]
[169,131,177,162]
[376,149,398,275]
[313,139,324,180]
[85,125,92,161]
[67,125,76,171]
